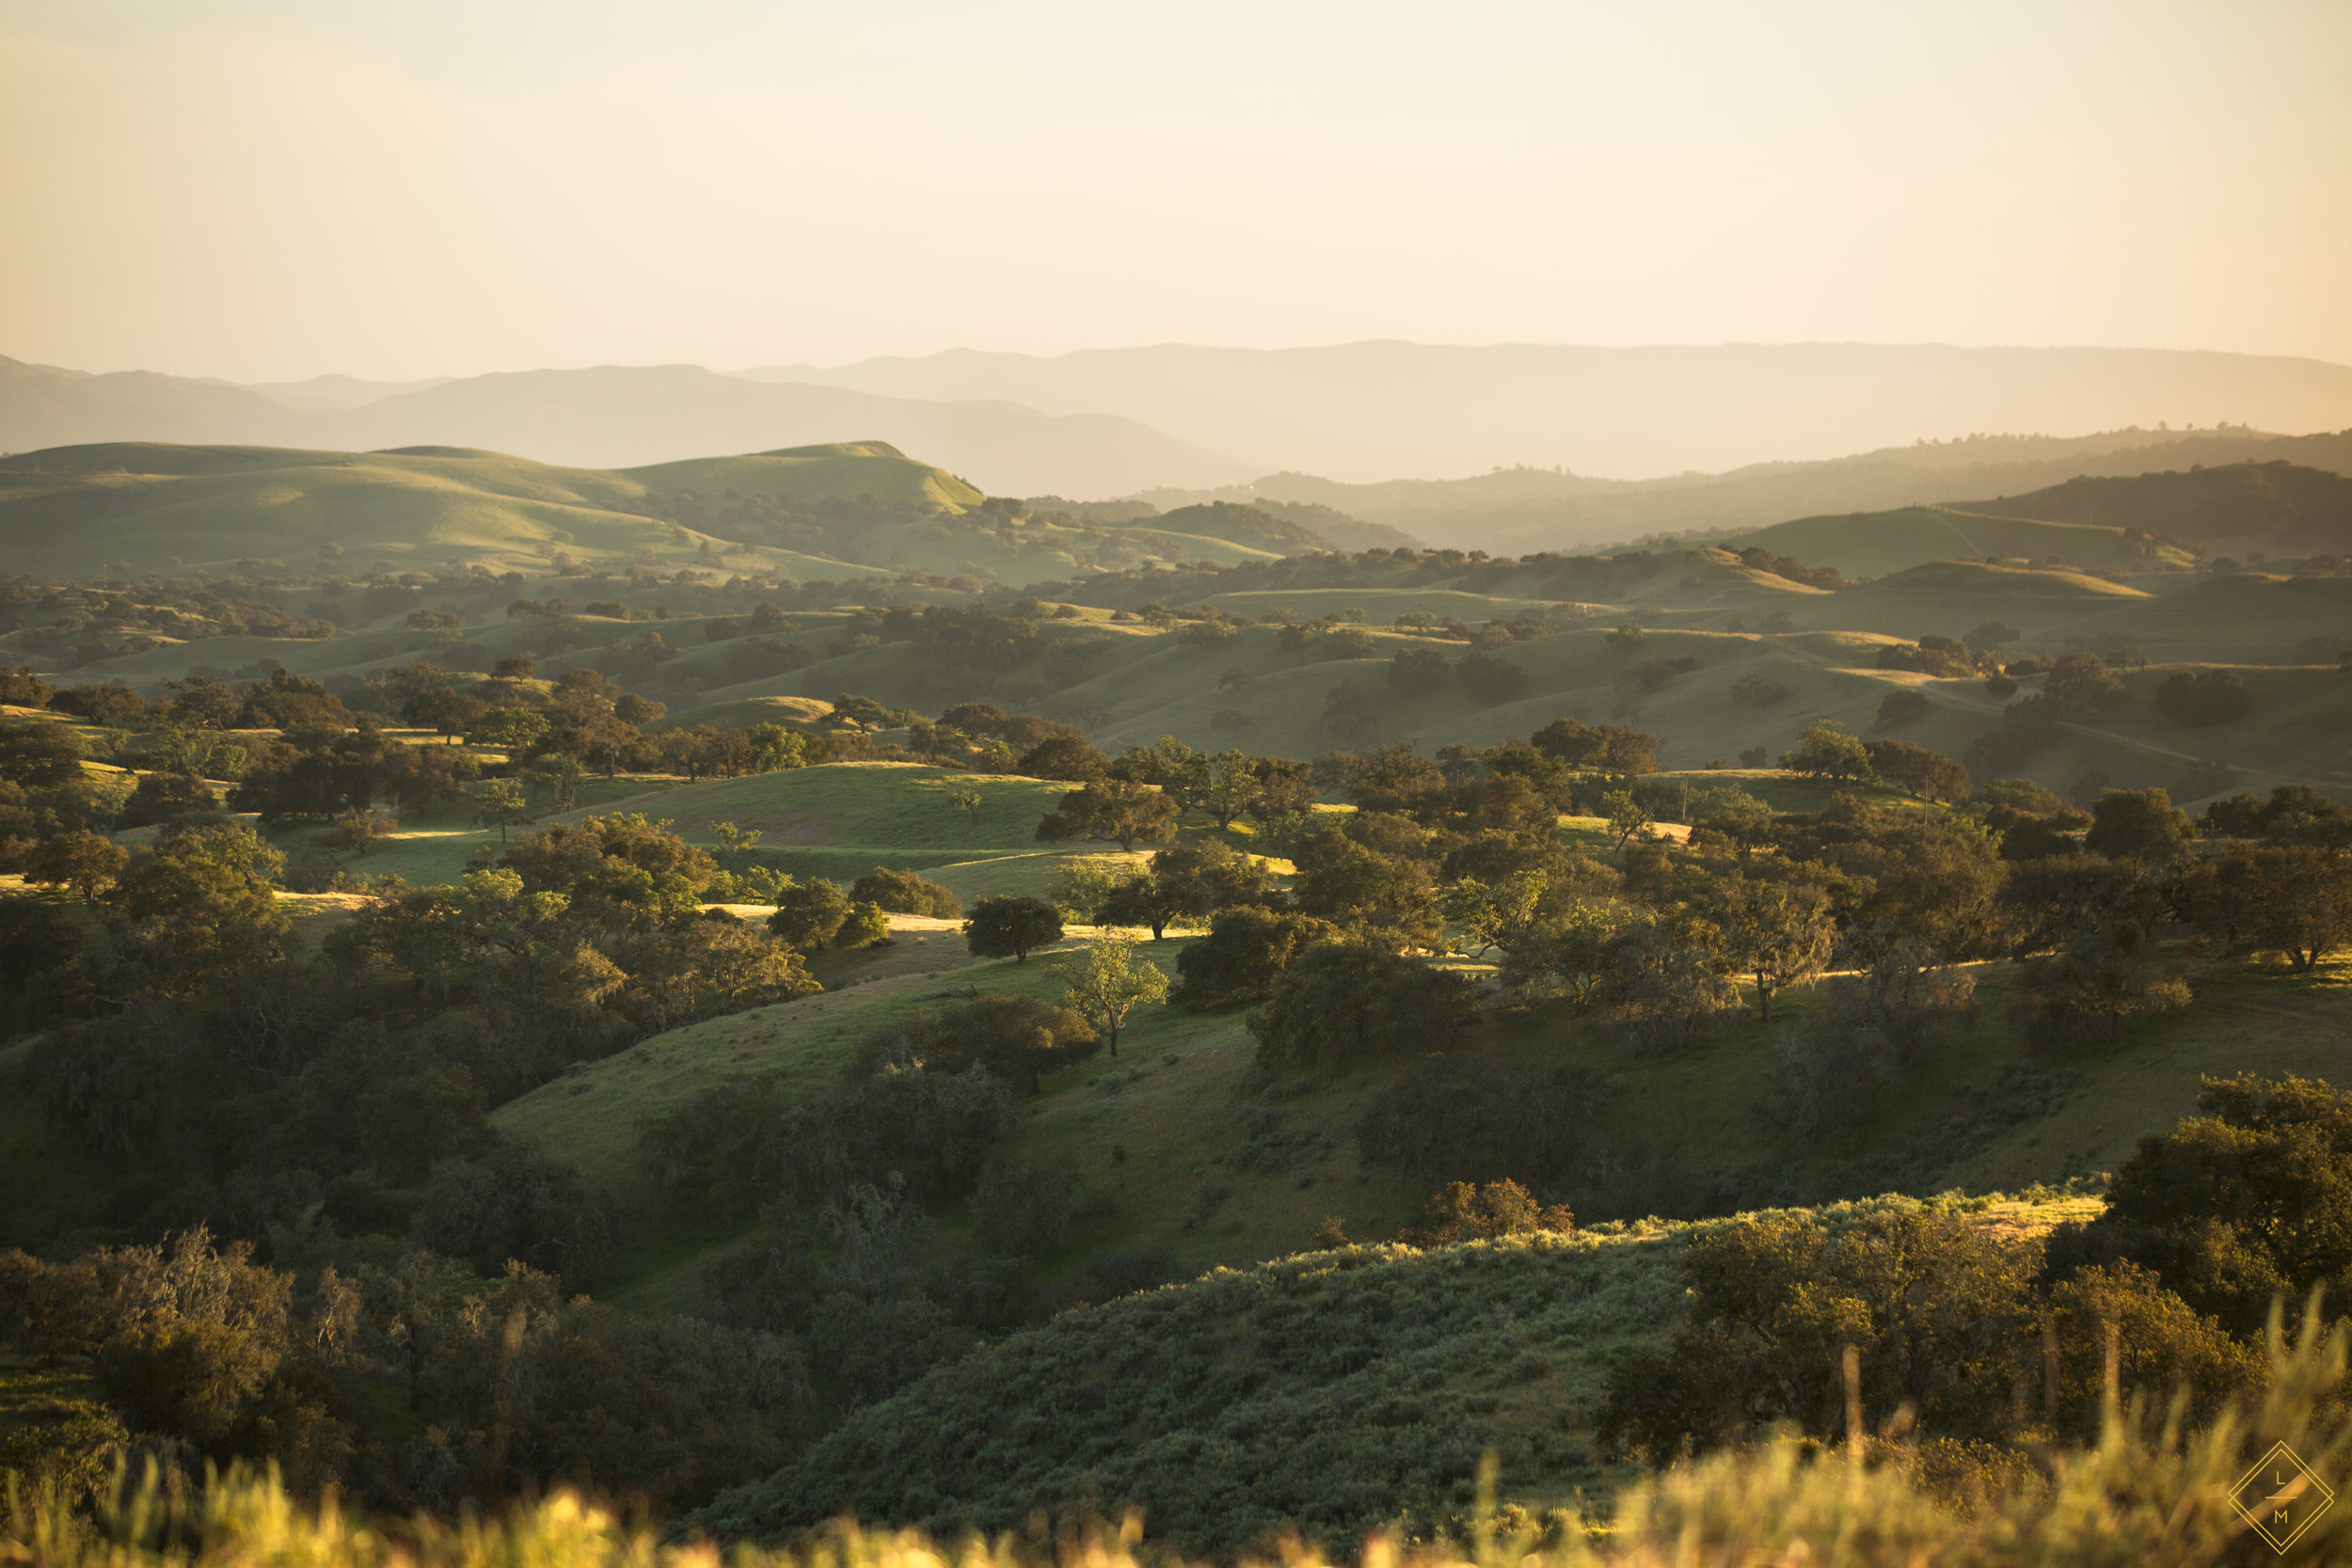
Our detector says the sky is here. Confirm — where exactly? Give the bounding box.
[2,0,2348,384]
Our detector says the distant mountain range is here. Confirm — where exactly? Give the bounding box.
[1138,427,2352,554]
[0,440,1341,581]
[0,357,1262,498]
[10,342,2352,555]
[743,341,2352,483]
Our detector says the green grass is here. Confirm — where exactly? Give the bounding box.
[694,1189,2104,1556]
[492,815,2352,1326]
[551,762,1073,855]
[1196,588,1575,620]
[0,445,835,578]
[1727,506,2203,583]
[1764,560,2154,641]
[616,443,981,515]
[493,929,1133,1310]
[0,441,1283,581]
[259,773,688,889]
[2047,572,2352,665]
[1952,957,2352,1190]
[1081,626,1926,773]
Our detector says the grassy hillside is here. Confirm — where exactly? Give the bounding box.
[1195,587,1579,621]
[2049,573,2352,665]
[0,441,1304,581]
[616,443,982,513]
[20,520,2351,816]
[1139,500,1336,554]
[556,762,1066,855]
[1766,560,2149,639]
[544,762,1101,895]
[1956,459,2352,560]
[1726,506,2202,582]
[691,1192,2096,1555]
[497,805,2352,1316]
[1140,428,2352,556]
[0,443,881,577]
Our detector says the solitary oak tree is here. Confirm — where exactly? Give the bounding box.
[1056,935,1169,1056]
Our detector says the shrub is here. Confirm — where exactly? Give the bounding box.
[1875,636,1979,677]
[117,769,222,830]
[1874,689,1930,728]
[1728,670,1790,706]
[855,994,1098,1096]
[1248,942,1478,1072]
[1386,647,1452,696]
[2069,1073,2352,1333]
[1781,720,1872,781]
[963,895,1063,962]
[413,1144,619,1286]
[851,866,961,918]
[1456,652,1529,704]
[768,879,850,953]
[1035,779,1179,851]
[2153,668,2252,726]
[1395,1180,1573,1246]
[2081,787,2188,862]
[1597,1203,2252,1463]
[0,721,85,786]
[1171,907,1338,1008]
[835,898,892,949]
[1865,738,1970,802]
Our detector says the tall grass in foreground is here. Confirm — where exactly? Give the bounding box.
[9,1302,2352,1568]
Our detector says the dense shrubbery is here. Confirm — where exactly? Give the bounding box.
[1598,1204,2254,1461]
[1248,941,1480,1070]
[0,1229,805,1513]
[6,547,2350,1551]
[7,814,818,1287]
[2155,667,2252,726]
[850,865,961,917]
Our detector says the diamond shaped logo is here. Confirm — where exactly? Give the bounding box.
[2232,1441,2335,1553]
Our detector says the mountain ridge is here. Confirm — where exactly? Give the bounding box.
[739,341,2352,483]
[0,356,1260,499]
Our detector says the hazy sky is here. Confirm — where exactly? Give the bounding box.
[3,0,2348,383]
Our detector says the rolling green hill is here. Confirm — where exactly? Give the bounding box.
[1956,460,2352,561]
[0,443,897,578]
[1763,560,2150,640]
[493,877,2348,1555]
[1137,501,1337,554]
[1725,506,2203,582]
[495,803,2352,1316]
[0,441,1312,581]
[2053,573,2352,664]
[545,761,1101,894]
[619,442,981,513]
[691,1194,2096,1555]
